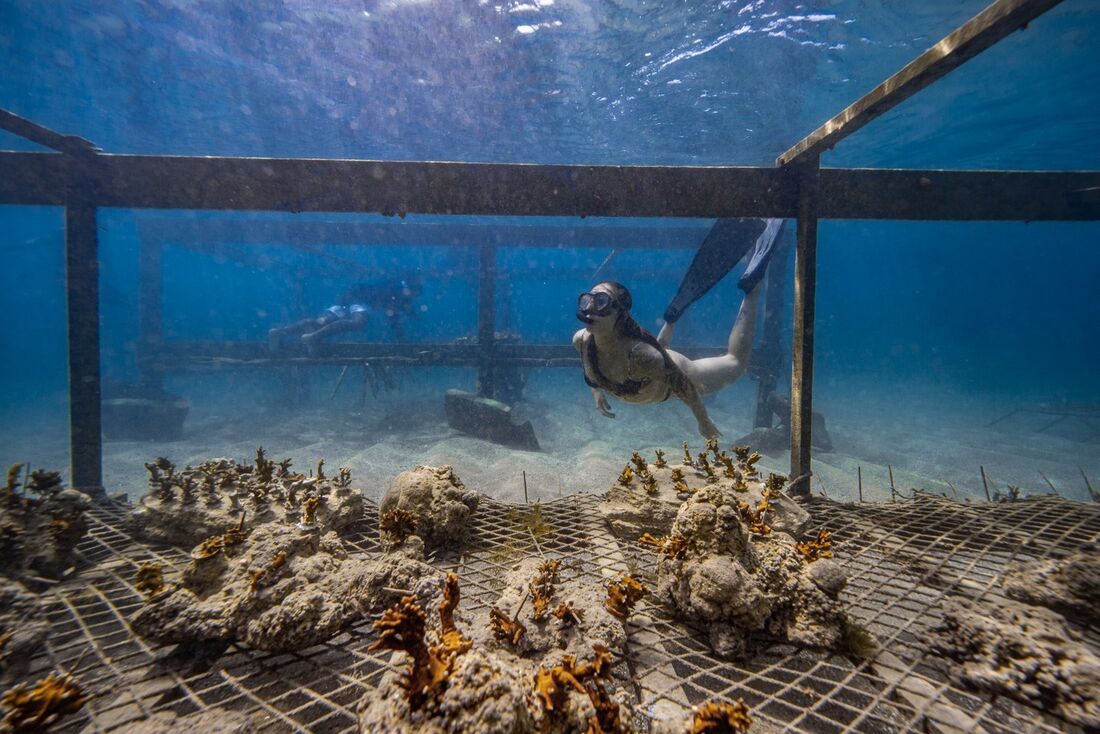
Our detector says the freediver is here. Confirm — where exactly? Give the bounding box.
[268,276,422,353]
[573,218,783,439]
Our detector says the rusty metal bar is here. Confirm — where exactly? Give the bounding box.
[5,152,1099,221]
[64,153,103,495]
[788,158,820,498]
[778,0,1064,166]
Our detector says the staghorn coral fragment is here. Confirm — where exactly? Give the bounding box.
[737,498,772,536]
[380,509,418,547]
[0,671,90,733]
[638,532,689,560]
[534,644,613,714]
[642,475,658,494]
[604,574,647,619]
[489,607,526,646]
[670,468,685,482]
[437,573,472,660]
[302,497,320,526]
[653,449,667,468]
[690,700,753,733]
[135,562,166,598]
[551,601,584,627]
[682,442,694,466]
[585,679,625,734]
[795,529,833,562]
[616,466,634,487]
[765,473,787,494]
[529,560,562,622]
[630,452,648,474]
[370,595,449,711]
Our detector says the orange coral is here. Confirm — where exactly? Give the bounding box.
[134,562,165,598]
[534,645,613,713]
[690,700,753,733]
[737,497,772,536]
[585,680,625,734]
[795,529,833,562]
[604,574,647,619]
[370,596,449,711]
[0,672,90,733]
[438,573,472,659]
[638,533,689,560]
[630,452,648,474]
[616,466,634,487]
[530,560,562,621]
[380,509,418,546]
[551,601,583,626]
[732,446,761,478]
[489,607,526,646]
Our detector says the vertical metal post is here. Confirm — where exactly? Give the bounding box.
[788,157,820,498]
[137,237,163,390]
[476,243,496,397]
[753,222,791,428]
[65,152,104,495]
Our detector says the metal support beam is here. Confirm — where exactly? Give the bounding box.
[5,152,1098,221]
[779,0,1063,166]
[64,154,103,495]
[477,244,497,397]
[788,159,820,498]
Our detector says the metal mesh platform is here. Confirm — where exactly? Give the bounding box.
[22,491,1100,733]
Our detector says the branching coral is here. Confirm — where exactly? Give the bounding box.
[489,607,527,646]
[616,466,634,487]
[690,700,753,733]
[732,446,761,479]
[630,452,648,474]
[134,562,165,598]
[551,601,583,627]
[191,514,249,559]
[764,473,787,495]
[604,574,647,619]
[370,596,445,711]
[638,532,689,560]
[737,497,772,536]
[437,573,472,660]
[682,442,694,466]
[653,449,667,468]
[0,671,90,733]
[380,509,418,546]
[534,645,623,734]
[795,529,833,562]
[529,560,562,621]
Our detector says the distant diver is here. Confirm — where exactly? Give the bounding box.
[268,276,422,353]
[573,218,783,438]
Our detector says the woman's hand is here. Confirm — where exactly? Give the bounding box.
[593,389,616,419]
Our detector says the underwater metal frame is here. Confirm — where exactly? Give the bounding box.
[1,0,1099,496]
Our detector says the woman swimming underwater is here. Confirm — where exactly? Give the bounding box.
[573,218,782,439]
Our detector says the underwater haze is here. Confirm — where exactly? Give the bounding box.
[1,0,1098,504]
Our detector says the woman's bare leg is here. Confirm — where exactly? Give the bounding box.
[671,280,763,395]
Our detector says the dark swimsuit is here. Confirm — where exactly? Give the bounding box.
[582,336,672,402]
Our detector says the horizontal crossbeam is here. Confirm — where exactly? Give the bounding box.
[2,151,1098,221]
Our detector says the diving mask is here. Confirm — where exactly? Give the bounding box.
[577,291,615,317]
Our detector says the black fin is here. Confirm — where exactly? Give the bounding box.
[737,218,784,293]
[662,218,766,325]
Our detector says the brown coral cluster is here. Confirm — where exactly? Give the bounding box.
[530,560,562,621]
[534,644,624,733]
[795,529,833,562]
[191,513,249,559]
[604,574,647,619]
[489,607,527,646]
[380,509,418,546]
[369,573,473,712]
[737,496,772,536]
[134,562,165,598]
[690,700,753,733]
[0,671,90,733]
[638,532,690,560]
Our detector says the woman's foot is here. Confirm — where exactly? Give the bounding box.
[737,218,782,292]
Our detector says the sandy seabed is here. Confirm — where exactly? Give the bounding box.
[1,367,1097,506]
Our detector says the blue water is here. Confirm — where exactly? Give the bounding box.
[1,0,1098,501]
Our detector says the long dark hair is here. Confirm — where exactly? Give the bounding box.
[585,281,697,400]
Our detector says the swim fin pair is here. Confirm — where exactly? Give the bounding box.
[662,218,784,325]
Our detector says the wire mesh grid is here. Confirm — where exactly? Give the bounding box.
[19,491,1100,733]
